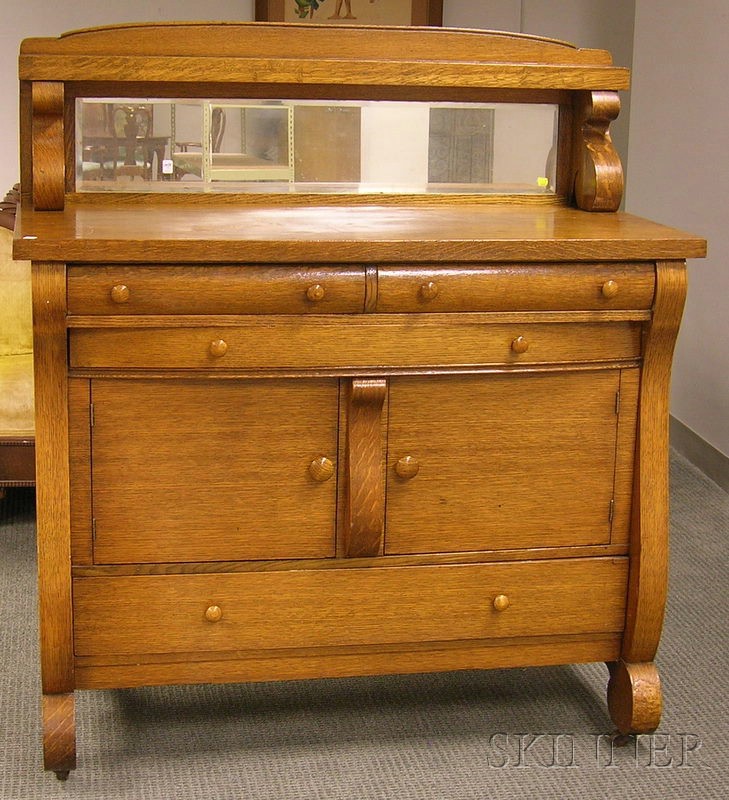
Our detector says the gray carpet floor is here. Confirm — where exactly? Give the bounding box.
[1,450,727,799]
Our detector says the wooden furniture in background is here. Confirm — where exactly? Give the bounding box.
[16,23,705,778]
[0,187,34,497]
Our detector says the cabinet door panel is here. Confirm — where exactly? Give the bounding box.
[91,379,338,563]
[386,371,620,554]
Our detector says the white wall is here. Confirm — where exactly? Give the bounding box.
[444,1,635,180]
[0,1,254,193]
[627,0,729,458]
[521,0,635,179]
[443,0,522,30]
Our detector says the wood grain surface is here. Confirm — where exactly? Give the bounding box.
[67,378,92,566]
[68,265,366,315]
[42,693,76,775]
[610,368,640,547]
[72,557,628,657]
[622,261,688,662]
[573,91,623,211]
[385,371,620,553]
[89,378,338,563]
[19,23,629,89]
[344,379,387,558]
[376,263,656,312]
[31,262,74,695]
[22,23,615,65]
[607,660,663,735]
[74,634,622,690]
[30,82,64,210]
[15,205,707,263]
[69,317,642,371]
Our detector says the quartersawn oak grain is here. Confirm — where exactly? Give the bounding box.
[344,379,387,558]
[74,635,623,690]
[385,371,622,553]
[31,82,64,210]
[72,557,628,656]
[67,264,366,315]
[68,317,642,370]
[19,23,629,89]
[20,23,707,775]
[15,205,706,263]
[89,378,339,564]
[622,262,688,663]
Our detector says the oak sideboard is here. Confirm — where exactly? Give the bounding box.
[14,22,706,777]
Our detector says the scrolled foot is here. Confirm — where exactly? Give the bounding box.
[43,693,76,776]
[607,660,662,735]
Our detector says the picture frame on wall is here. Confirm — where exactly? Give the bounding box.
[255,1,443,26]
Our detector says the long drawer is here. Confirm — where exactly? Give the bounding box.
[377,263,655,312]
[376,263,655,312]
[67,265,366,315]
[67,263,655,316]
[69,317,642,370]
[73,557,628,657]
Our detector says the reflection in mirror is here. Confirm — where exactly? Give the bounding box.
[76,99,557,195]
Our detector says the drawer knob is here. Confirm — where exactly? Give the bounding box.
[419,281,439,301]
[493,594,511,612]
[204,605,223,623]
[306,284,326,302]
[602,280,619,299]
[209,339,228,358]
[110,284,130,304]
[309,456,335,482]
[395,455,420,479]
[511,336,529,354]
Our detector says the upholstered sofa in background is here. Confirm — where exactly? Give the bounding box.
[0,184,34,496]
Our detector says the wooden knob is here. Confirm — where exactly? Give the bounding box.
[110,284,130,304]
[306,284,326,302]
[209,339,228,358]
[419,281,439,301]
[204,605,223,622]
[493,594,510,612]
[511,336,529,354]
[602,280,619,299]
[309,456,335,482]
[395,456,420,479]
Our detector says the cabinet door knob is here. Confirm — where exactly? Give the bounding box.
[511,335,529,354]
[309,456,335,482]
[395,455,420,479]
[306,284,326,302]
[204,605,223,623]
[110,284,130,304]
[493,594,510,612]
[209,339,228,358]
[419,281,439,301]
[601,280,619,299]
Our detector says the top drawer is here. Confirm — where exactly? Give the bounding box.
[376,263,656,312]
[67,265,366,315]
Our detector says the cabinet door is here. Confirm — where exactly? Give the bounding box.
[90,378,338,563]
[385,371,622,554]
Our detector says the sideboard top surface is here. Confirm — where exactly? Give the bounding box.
[14,203,706,263]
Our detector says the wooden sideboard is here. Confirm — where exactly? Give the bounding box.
[15,23,705,778]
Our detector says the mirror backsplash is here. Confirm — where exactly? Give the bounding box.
[76,98,558,195]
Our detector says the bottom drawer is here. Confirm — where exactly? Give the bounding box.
[73,557,627,657]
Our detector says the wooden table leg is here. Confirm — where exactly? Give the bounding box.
[42,692,76,779]
[607,660,662,735]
